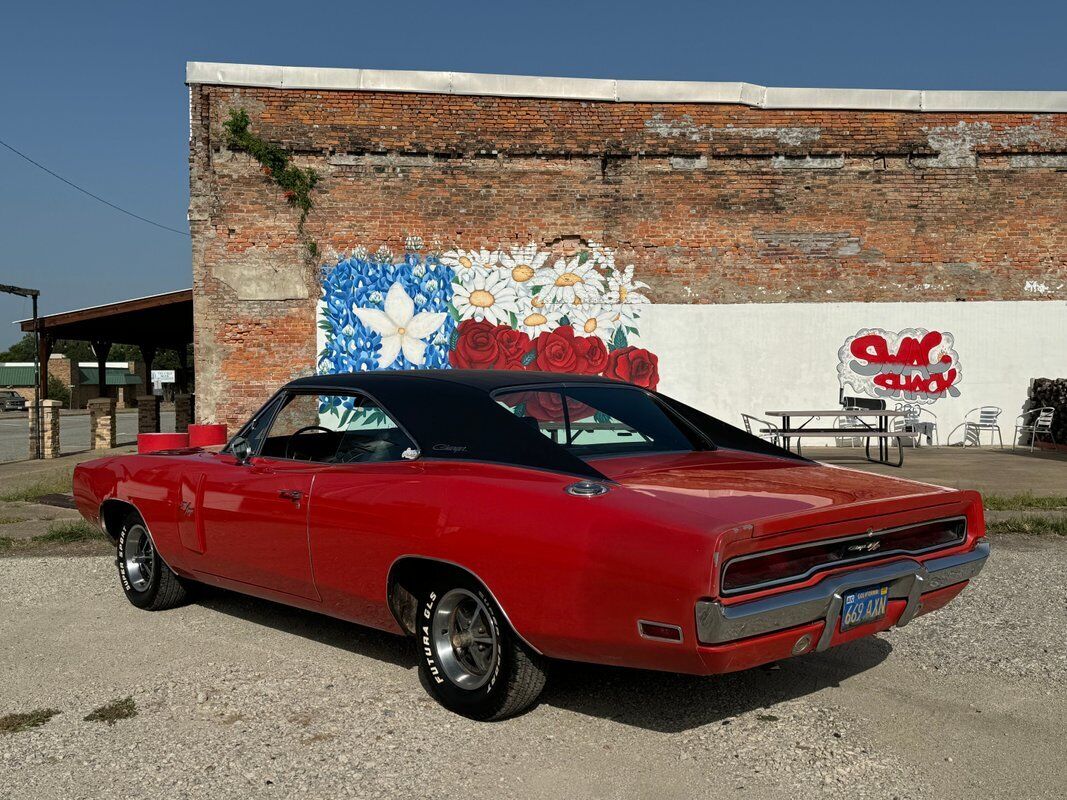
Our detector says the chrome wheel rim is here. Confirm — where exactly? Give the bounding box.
[124,524,155,592]
[432,589,499,690]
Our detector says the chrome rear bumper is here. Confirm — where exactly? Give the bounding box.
[695,540,989,649]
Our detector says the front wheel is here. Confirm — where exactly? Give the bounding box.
[117,512,189,611]
[417,579,546,720]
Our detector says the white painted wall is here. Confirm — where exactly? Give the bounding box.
[640,301,1067,446]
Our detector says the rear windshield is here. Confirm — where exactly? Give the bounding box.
[494,385,710,459]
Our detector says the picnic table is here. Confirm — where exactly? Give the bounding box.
[764,409,918,467]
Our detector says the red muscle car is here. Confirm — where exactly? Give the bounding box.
[73,371,989,720]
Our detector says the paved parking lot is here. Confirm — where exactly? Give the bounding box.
[0,535,1063,800]
[0,410,175,463]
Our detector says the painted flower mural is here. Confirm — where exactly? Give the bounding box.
[318,242,660,407]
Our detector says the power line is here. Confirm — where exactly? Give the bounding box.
[0,136,190,238]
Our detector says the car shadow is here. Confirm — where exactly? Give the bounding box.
[538,637,893,733]
[191,585,892,733]
[192,586,416,670]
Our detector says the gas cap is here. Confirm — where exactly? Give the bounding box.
[565,481,610,497]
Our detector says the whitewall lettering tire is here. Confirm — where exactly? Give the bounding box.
[417,578,546,720]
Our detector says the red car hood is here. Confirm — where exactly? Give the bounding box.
[588,449,957,536]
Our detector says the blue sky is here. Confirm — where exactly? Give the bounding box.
[1,0,1064,347]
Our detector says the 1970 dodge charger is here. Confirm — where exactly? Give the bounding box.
[73,370,989,720]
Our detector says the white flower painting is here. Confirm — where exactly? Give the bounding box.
[452,271,524,326]
[353,282,447,369]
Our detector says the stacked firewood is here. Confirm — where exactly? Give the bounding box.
[1026,378,1067,445]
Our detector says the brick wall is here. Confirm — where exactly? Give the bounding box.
[189,83,1066,427]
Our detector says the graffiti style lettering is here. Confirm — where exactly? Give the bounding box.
[837,328,962,404]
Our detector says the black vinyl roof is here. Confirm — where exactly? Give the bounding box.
[282,370,807,479]
[287,369,621,393]
[286,370,615,479]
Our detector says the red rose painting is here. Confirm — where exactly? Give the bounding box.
[531,326,579,373]
[603,346,660,390]
[572,334,608,375]
[449,319,505,369]
[494,327,532,369]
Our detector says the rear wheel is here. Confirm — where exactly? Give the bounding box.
[117,512,189,611]
[416,578,546,720]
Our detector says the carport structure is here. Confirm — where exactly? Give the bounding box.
[18,289,193,403]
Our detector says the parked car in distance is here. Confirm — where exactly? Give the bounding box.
[73,370,989,720]
[0,390,27,412]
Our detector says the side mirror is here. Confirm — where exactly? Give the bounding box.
[231,436,253,465]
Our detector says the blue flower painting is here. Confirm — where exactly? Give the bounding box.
[318,251,457,376]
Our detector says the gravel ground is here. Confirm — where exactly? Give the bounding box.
[0,535,1064,800]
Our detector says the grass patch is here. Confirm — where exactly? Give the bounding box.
[39,520,105,544]
[0,473,73,503]
[986,516,1067,537]
[0,708,60,734]
[84,697,137,726]
[0,520,107,555]
[0,516,24,525]
[984,493,1067,511]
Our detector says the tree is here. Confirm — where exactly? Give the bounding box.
[0,334,188,369]
[46,374,70,407]
[0,334,36,361]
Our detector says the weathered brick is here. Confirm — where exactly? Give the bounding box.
[188,83,1067,427]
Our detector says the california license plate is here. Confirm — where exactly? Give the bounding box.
[841,584,889,631]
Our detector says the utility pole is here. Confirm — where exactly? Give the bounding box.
[1,284,42,459]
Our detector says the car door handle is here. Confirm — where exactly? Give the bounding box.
[278,489,304,505]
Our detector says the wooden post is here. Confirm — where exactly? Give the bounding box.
[139,343,157,387]
[37,332,53,408]
[176,345,190,394]
[91,339,111,397]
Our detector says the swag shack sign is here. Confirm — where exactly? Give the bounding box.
[837,328,962,404]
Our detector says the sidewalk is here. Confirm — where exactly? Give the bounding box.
[806,445,1067,496]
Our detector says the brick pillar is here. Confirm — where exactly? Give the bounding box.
[28,400,62,459]
[88,397,117,450]
[137,394,161,434]
[175,394,194,433]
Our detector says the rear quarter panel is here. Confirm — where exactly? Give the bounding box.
[309,460,719,672]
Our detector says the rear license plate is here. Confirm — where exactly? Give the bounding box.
[841,584,889,631]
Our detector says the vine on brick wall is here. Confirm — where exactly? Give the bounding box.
[223,109,320,264]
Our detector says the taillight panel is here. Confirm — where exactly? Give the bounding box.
[720,516,967,596]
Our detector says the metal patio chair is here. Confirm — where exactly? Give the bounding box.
[1013,407,1056,452]
[962,406,1004,447]
[835,408,866,448]
[893,402,939,446]
[741,413,781,447]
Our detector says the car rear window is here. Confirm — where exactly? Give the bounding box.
[494,385,709,459]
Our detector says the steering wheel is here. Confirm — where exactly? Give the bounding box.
[285,425,339,460]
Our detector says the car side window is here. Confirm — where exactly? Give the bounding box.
[495,386,704,457]
[258,392,415,464]
[236,394,286,456]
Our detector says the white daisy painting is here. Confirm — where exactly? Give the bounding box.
[452,270,524,326]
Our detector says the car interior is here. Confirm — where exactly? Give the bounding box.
[256,392,414,464]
